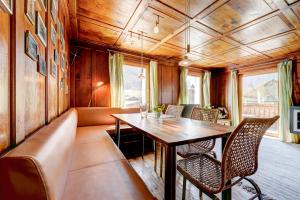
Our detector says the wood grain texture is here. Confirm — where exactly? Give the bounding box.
[112,113,233,146]
[0,10,10,152]
[70,0,300,68]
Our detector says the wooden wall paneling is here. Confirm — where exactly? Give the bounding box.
[74,47,92,107]
[0,10,10,152]
[172,66,180,104]
[292,57,300,105]
[92,50,110,107]
[47,0,56,122]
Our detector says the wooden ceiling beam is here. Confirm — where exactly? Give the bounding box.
[114,0,151,46]
[271,0,300,35]
[69,0,78,39]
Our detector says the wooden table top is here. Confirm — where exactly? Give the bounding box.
[112,113,235,146]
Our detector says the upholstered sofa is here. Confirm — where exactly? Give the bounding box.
[0,107,155,200]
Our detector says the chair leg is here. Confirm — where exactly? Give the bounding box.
[244,177,263,200]
[154,141,157,172]
[212,151,217,159]
[160,144,163,178]
[182,177,186,200]
[142,134,145,159]
[199,190,203,200]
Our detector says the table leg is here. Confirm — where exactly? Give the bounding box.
[222,136,231,200]
[164,145,176,200]
[116,119,120,148]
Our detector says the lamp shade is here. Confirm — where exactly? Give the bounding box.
[179,56,192,67]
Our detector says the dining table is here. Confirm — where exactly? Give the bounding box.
[111,113,235,200]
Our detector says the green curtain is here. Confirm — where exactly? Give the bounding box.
[150,60,158,110]
[278,60,299,143]
[178,67,188,104]
[109,52,124,107]
[203,71,211,108]
[230,70,240,126]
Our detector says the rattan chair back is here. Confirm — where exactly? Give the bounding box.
[191,108,219,123]
[165,105,184,118]
[221,116,279,184]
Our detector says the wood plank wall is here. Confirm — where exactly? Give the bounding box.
[211,53,300,117]
[70,43,180,107]
[0,0,71,153]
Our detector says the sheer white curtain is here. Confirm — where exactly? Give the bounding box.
[150,60,158,110]
[203,71,211,108]
[178,67,188,104]
[109,52,124,107]
[230,70,239,126]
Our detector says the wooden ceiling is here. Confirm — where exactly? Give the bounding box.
[69,0,300,68]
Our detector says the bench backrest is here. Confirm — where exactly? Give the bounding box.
[76,107,139,127]
[0,109,78,200]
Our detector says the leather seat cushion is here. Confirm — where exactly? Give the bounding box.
[63,160,155,200]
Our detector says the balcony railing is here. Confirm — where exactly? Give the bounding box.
[242,103,279,137]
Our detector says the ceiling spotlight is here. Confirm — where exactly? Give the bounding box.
[153,15,160,34]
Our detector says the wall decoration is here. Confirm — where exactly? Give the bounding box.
[25,0,35,24]
[50,23,56,45]
[25,31,38,61]
[50,0,57,22]
[38,0,46,11]
[54,49,59,63]
[51,59,57,77]
[36,12,47,47]
[61,54,65,71]
[290,106,300,134]
[37,55,47,76]
[0,0,13,14]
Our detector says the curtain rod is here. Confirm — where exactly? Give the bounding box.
[107,49,157,62]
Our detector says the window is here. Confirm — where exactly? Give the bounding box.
[187,75,201,104]
[242,72,279,137]
[123,65,146,108]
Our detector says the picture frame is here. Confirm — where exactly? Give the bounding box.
[50,23,56,45]
[36,12,47,47]
[37,0,47,11]
[61,53,65,71]
[53,49,58,63]
[50,0,57,22]
[290,106,300,134]
[25,0,35,24]
[38,55,47,76]
[25,31,38,61]
[0,0,13,14]
[51,59,57,77]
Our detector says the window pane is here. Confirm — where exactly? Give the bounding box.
[123,65,146,108]
[187,75,200,104]
[242,72,279,137]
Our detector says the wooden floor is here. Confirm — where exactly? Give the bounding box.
[128,138,300,200]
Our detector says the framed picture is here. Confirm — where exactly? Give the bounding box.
[25,31,38,61]
[37,0,46,11]
[50,0,57,22]
[36,12,47,47]
[51,59,57,77]
[54,49,58,63]
[290,106,300,134]
[0,0,13,14]
[25,0,35,24]
[38,55,47,76]
[61,54,65,71]
[50,24,56,45]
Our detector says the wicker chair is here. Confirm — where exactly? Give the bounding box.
[177,108,219,158]
[177,116,279,200]
[154,105,184,177]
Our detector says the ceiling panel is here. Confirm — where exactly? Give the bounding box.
[230,16,291,44]
[120,33,157,52]
[77,0,140,28]
[263,43,300,57]
[199,0,273,33]
[132,7,184,40]
[286,0,299,4]
[293,4,300,17]
[192,57,224,67]
[194,39,237,55]
[149,44,185,58]
[157,0,216,18]
[78,20,122,45]
[215,48,252,61]
[248,32,300,52]
[166,27,213,48]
